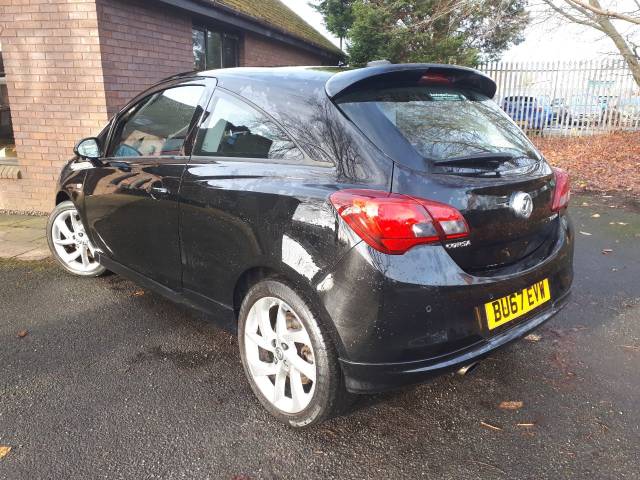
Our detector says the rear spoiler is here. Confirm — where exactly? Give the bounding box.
[325,63,497,99]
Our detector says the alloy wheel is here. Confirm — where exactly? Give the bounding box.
[243,296,316,414]
[51,209,100,273]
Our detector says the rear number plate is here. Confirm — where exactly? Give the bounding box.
[484,279,551,330]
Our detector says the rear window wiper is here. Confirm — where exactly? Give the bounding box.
[432,152,516,167]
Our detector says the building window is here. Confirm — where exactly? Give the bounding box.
[193,27,239,70]
[0,42,17,164]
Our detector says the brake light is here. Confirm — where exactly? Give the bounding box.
[329,189,469,255]
[551,167,570,211]
[419,74,451,85]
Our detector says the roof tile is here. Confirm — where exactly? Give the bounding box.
[207,0,342,55]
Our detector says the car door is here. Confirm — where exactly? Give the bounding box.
[179,88,337,309]
[83,80,209,289]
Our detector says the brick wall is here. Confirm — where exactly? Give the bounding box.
[96,0,194,118]
[0,0,110,213]
[0,0,337,213]
[241,32,332,67]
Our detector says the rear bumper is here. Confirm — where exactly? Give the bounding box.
[340,289,570,393]
[318,214,574,394]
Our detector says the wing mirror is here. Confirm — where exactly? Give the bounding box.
[74,137,102,162]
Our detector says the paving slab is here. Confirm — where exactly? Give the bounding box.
[0,241,37,258]
[0,214,31,227]
[13,216,48,229]
[0,228,46,243]
[0,214,49,260]
[14,247,51,261]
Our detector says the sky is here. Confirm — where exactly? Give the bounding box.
[280,0,341,47]
[281,0,639,62]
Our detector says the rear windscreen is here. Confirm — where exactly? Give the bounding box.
[336,85,539,163]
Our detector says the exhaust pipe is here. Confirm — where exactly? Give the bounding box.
[456,362,479,376]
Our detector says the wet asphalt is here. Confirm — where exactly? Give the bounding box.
[0,193,639,480]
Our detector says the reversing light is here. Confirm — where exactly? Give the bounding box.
[329,189,469,255]
[551,167,570,211]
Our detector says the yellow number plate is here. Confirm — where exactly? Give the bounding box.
[484,279,551,330]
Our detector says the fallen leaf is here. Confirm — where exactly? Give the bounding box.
[0,445,11,459]
[579,231,592,236]
[524,333,541,342]
[17,329,28,338]
[591,213,600,218]
[533,132,640,197]
[480,421,503,431]
[499,401,523,410]
[517,423,536,427]
[132,290,145,297]
[602,249,613,254]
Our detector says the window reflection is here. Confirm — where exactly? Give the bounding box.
[194,91,302,161]
[339,86,539,162]
[111,85,204,158]
[0,43,17,163]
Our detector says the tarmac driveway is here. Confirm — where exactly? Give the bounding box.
[1,194,639,479]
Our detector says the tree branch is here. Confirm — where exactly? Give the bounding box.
[539,0,604,30]
[570,0,640,25]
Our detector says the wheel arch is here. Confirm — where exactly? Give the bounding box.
[232,264,348,358]
[55,190,71,205]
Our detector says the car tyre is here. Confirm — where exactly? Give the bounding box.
[47,200,106,277]
[238,279,351,428]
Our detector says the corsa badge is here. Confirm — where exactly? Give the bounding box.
[445,239,471,249]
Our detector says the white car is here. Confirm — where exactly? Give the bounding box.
[615,97,640,127]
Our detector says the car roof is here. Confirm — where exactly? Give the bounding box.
[183,64,497,99]
[197,66,341,92]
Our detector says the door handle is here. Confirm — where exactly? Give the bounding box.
[108,160,132,172]
[149,186,169,200]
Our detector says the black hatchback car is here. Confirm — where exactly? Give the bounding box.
[47,64,573,427]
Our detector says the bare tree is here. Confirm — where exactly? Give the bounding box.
[541,0,640,87]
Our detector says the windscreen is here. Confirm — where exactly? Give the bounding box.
[337,85,540,163]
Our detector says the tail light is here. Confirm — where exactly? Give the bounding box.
[329,189,469,255]
[551,167,570,211]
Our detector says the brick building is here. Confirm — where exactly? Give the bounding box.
[0,0,342,213]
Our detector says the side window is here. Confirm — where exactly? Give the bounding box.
[111,85,204,158]
[193,91,302,161]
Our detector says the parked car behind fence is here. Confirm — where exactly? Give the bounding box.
[615,97,640,127]
[482,60,640,136]
[502,96,553,130]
